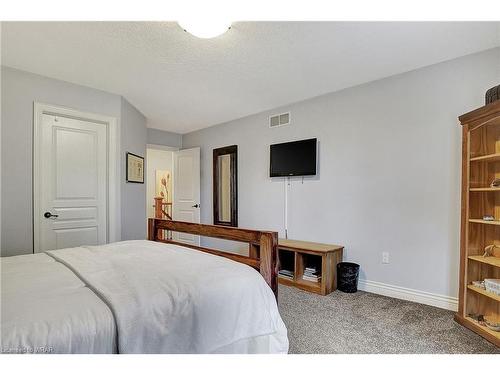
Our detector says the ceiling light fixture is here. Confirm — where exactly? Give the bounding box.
[177,20,231,39]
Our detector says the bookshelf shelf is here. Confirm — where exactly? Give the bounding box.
[470,153,500,162]
[468,219,500,226]
[467,285,500,302]
[457,100,500,347]
[468,255,500,267]
[469,187,500,192]
[295,278,322,291]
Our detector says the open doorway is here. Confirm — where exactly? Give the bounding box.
[146,145,201,245]
[146,145,178,237]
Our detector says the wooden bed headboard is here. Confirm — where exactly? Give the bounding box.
[148,218,279,298]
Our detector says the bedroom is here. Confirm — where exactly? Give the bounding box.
[1,0,499,371]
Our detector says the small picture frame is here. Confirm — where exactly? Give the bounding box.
[126,152,144,183]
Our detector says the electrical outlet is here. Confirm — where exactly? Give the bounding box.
[382,252,390,264]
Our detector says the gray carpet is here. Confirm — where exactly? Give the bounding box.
[278,285,500,354]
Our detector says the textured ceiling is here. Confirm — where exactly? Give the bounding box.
[2,21,499,134]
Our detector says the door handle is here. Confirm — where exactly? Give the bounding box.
[44,212,59,219]
[192,204,200,208]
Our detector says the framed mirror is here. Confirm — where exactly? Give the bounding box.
[213,145,238,227]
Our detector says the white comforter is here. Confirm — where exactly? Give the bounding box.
[1,253,116,353]
[1,240,288,354]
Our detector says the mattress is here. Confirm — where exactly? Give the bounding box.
[0,240,288,354]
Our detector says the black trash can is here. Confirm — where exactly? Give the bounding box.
[337,262,360,293]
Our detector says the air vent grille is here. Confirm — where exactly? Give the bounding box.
[269,112,290,128]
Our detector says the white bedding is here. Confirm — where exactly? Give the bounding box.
[1,240,288,354]
[0,253,116,353]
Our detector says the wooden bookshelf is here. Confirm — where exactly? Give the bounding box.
[457,100,500,347]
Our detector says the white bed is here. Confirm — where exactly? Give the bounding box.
[0,240,288,354]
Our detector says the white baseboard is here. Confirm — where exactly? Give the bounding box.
[357,279,458,311]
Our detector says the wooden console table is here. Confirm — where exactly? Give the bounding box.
[278,238,344,296]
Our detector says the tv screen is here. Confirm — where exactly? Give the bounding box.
[270,138,317,177]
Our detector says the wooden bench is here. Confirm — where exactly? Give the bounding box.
[278,238,344,296]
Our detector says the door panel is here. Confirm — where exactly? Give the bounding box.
[54,227,99,249]
[52,207,97,221]
[173,147,200,245]
[55,128,98,199]
[37,114,107,252]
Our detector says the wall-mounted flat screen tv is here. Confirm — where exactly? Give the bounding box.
[270,138,317,177]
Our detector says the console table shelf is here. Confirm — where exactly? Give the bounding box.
[278,238,343,296]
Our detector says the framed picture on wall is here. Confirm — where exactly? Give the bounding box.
[126,152,144,183]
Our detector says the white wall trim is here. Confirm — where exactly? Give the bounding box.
[33,102,121,252]
[146,143,179,152]
[358,279,458,312]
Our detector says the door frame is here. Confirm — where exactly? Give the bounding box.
[33,102,120,252]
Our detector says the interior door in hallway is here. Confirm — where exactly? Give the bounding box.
[172,147,201,246]
[35,113,108,252]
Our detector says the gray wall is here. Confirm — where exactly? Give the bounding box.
[182,48,500,299]
[1,66,119,256]
[0,66,181,256]
[121,97,147,240]
[147,127,182,148]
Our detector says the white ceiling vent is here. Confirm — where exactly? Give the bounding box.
[269,112,290,128]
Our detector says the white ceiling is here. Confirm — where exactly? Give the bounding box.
[2,22,499,134]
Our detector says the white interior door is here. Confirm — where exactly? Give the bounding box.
[36,113,108,252]
[173,147,200,245]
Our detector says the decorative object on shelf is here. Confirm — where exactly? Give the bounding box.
[484,279,500,296]
[482,215,495,221]
[468,314,500,332]
[485,84,500,105]
[483,244,500,257]
[126,152,144,183]
[490,178,500,188]
[485,320,500,332]
[468,313,484,322]
[471,280,486,289]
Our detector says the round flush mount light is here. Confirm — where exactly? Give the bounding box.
[177,20,231,39]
